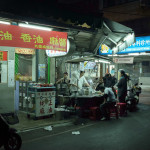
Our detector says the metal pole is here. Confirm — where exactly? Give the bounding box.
[36,49,39,83]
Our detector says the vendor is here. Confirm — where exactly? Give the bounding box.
[70,70,90,93]
[78,70,90,89]
[69,71,80,94]
[56,72,70,84]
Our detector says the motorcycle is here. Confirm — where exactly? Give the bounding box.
[0,113,22,150]
[125,83,142,111]
[134,83,142,104]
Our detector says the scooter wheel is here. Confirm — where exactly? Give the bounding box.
[4,133,22,150]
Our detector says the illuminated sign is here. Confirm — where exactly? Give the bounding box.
[46,39,70,57]
[0,24,67,52]
[15,48,35,55]
[99,36,150,55]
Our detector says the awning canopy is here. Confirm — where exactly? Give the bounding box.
[97,18,135,54]
[65,55,111,63]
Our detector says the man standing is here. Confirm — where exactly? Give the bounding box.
[78,70,90,89]
[103,73,112,88]
[117,70,127,103]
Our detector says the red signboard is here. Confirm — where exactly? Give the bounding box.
[0,24,67,52]
[0,51,7,61]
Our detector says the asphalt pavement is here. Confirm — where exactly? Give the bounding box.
[1,90,150,150]
[13,103,150,150]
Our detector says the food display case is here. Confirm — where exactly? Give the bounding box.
[16,81,56,118]
[27,85,56,118]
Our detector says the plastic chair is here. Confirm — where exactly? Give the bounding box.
[89,107,101,120]
[108,104,119,119]
[117,103,127,116]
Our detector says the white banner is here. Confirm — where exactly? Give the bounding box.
[113,57,134,64]
[8,60,15,87]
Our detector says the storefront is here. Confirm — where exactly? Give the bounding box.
[0,21,68,118]
[99,35,150,83]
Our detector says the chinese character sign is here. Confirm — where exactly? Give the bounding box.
[0,24,67,52]
[15,48,35,54]
[99,36,150,55]
[36,92,55,117]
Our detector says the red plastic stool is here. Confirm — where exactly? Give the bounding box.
[117,103,127,116]
[75,106,87,118]
[108,105,119,119]
[89,107,101,120]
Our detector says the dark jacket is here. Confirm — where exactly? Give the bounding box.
[117,76,127,97]
[112,76,117,87]
[103,76,112,87]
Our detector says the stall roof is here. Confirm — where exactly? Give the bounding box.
[101,18,135,54]
[88,18,135,54]
[69,17,135,56]
[65,55,111,63]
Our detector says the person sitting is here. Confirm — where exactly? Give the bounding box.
[56,72,70,84]
[98,85,116,121]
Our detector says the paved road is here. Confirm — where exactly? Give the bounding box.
[16,103,150,150]
[1,91,150,150]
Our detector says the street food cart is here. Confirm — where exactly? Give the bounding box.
[17,81,56,119]
[55,56,106,119]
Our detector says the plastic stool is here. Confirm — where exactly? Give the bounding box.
[75,106,87,118]
[89,107,101,120]
[117,103,127,116]
[108,105,119,119]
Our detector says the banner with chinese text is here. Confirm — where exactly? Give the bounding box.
[99,36,150,55]
[0,24,67,52]
[15,48,35,55]
[113,57,134,64]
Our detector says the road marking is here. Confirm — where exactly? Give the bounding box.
[23,122,97,144]
[18,122,72,133]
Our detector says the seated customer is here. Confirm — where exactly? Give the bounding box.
[56,72,70,84]
[99,85,116,121]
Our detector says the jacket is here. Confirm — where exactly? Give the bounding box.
[117,76,127,97]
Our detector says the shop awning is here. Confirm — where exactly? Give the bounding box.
[65,55,111,63]
[97,18,135,54]
[71,17,135,56]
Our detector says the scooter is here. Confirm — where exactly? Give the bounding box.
[126,83,142,111]
[134,83,142,104]
[0,113,22,150]
[126,88,137,112]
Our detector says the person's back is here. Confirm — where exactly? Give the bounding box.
[104,87,116,102]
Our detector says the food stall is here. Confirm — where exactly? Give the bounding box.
[56,56,110,119]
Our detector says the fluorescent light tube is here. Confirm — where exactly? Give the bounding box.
[128,53,139,56]
[99,60,110,64]
[0,21,11,25]
[19,23,52,31]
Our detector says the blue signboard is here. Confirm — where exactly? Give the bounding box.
[99,36,150,55]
